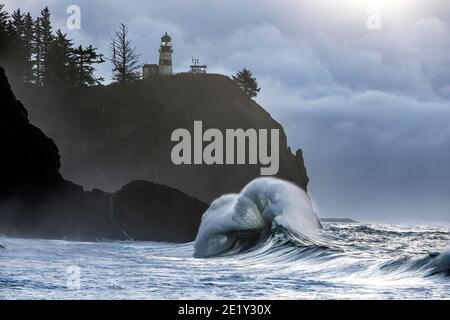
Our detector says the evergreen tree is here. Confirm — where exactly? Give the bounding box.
[0,4,7,32]
[10,9,24,35]
[27,7,54,86]
[110,23,141,83]
[72,45,104,86]
[9,9,28,82]
[46,30,74,85]
[232,68,261,98]
[0,4,11,64]
[22,12,34,84]
[33,16,43,85]
[39,7,54,86]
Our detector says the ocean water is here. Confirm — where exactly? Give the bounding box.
[0,223,449,300]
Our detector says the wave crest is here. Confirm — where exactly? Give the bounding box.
[194,177,322,258]
[379,247,450,277]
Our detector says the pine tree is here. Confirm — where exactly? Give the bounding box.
[11,9,24,35]
[9,9,28,82]
[232,68,261,98]
[72,45,104,87]
[0,4,7,32]
[46,29,74,85]
[33,16,43,85]
[39,7,54,86]
[22,12,34,84]
[0,4,11,66]
[110,23,141,84]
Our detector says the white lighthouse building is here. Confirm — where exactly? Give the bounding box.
[143,32,208,79]
[158,32,173,75]
[143,32,174,79]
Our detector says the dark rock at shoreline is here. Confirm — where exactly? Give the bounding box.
[0,67,207,242]
[113,181,207,242]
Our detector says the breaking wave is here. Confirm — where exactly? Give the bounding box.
[193,178,450,281]
[194,177,322,258]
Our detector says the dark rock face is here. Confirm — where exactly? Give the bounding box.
[0,67,207,242]
[15,73,309,203]
[113,181,207,242]
[0,67,62,198]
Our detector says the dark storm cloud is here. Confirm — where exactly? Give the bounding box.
[269,90,450,222]
[5,0,450,222]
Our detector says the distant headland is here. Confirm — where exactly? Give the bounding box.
[320,218,359,223]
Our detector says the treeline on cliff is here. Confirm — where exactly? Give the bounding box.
[0,4,104,88]
[0,4,147,88]
[0,4,262,97]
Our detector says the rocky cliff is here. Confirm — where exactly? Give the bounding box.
[15,73,309,203]
[0,67,207,242]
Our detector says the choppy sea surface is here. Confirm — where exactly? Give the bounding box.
[0,223,449,299]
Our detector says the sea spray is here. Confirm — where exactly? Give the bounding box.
[194,177,322,258]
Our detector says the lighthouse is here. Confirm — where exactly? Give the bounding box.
[158,32,173,75]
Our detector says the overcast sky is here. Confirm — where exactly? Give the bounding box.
[5,0,450,223]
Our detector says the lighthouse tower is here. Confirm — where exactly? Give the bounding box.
[158,32,173,75]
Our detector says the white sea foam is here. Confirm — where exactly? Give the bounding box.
[1,223,449,299]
